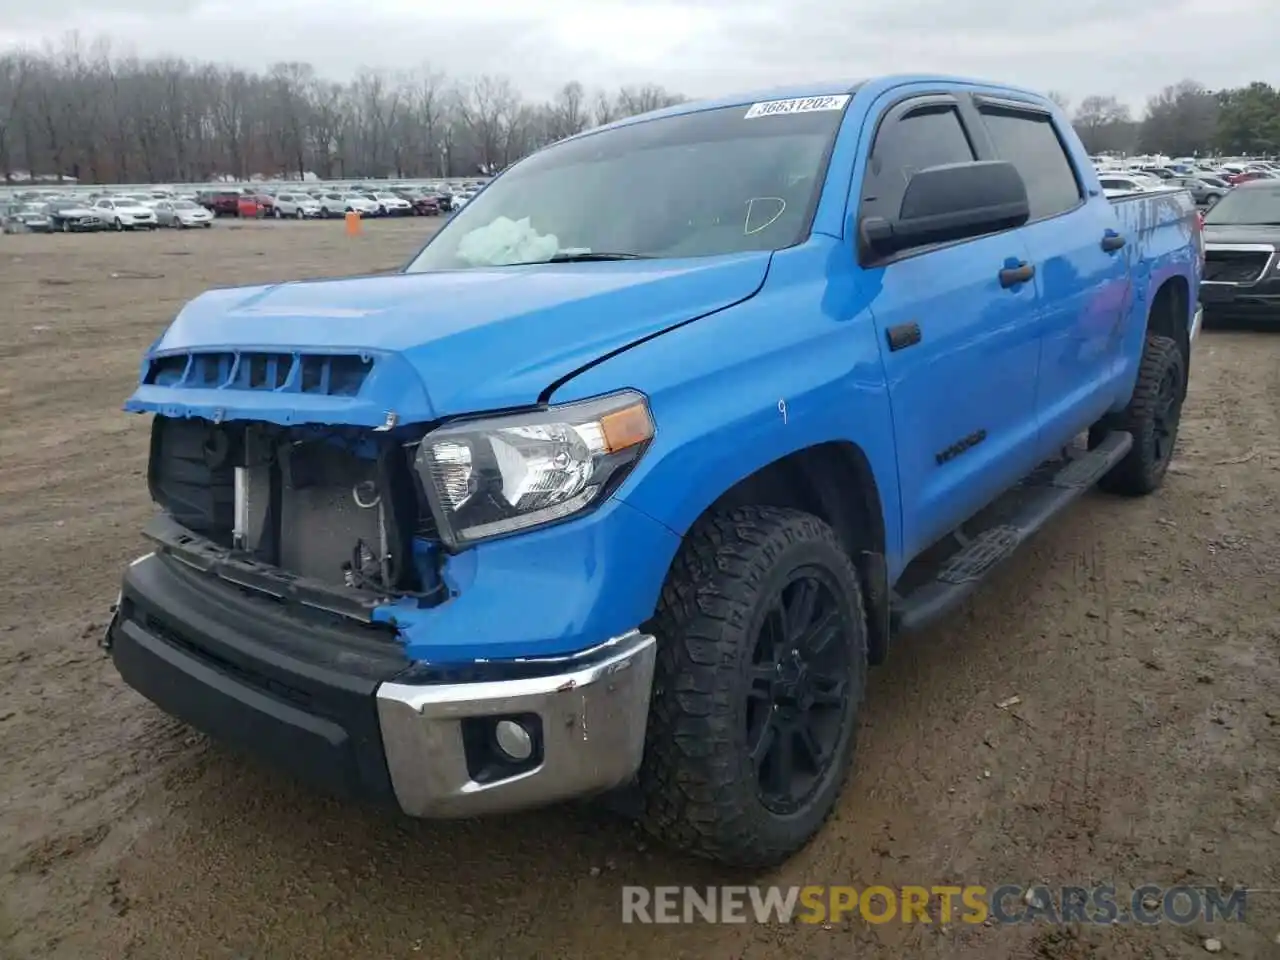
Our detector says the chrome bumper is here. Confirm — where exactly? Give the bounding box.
[1191,303,1203,342]
[375,629,657,817]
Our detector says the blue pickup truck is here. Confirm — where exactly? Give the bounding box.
[105,75,1203,867]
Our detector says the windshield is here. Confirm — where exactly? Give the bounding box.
[174,201,196,209]
[1204,185,1280,225]
[405,100,848,271]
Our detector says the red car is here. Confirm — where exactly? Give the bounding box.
[400,192,442,216]
[1224,170,1273,185]
[199,189,260,217]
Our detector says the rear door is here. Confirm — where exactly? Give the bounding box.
[969,98,1130,460]
[858,92,1043,562]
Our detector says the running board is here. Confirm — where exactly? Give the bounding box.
[891,431,1132,634]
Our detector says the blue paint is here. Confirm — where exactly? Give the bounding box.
[122,75,1201,664]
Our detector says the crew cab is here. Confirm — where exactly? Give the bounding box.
[105,76,1203,868]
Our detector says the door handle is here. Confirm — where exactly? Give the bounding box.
[999,261,1035,288]
[1101,233,1126,252]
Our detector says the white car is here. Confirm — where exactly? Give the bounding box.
[94,197,158,230]
[1098,174,1166,198]
[317,193,378,218]
[364,192,412,216]
[272,192,323,218]
[153,199,214,228]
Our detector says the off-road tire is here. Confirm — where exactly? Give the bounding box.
[638,505,868,867]
[1091,334,1185,496]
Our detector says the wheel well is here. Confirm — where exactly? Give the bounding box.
[705,442,891,664]
[1147,276,1191,399]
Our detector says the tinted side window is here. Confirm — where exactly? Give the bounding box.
[863,105,975,219]
[978,108,1082,220]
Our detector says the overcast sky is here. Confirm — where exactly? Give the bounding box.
[1,0,1277,111]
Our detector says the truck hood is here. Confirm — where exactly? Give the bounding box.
[128,251,770,425]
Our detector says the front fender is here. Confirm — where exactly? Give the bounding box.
[552,240,903,571]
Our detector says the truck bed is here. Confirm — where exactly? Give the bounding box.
[1108,186,1201,331]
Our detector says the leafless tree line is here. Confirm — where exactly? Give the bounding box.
[0,36,687,184]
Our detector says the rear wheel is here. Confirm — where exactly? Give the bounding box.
[639,506,867,867]
[1091,334,1185,495]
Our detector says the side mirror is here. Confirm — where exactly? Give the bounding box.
[861,160,1031,258]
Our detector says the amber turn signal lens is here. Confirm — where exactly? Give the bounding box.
[599,403,654,453]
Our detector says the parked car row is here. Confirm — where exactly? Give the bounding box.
[2,195,216,232]
[3,176,490,235]
[194,181,476,219]
[1093,155,1280,204]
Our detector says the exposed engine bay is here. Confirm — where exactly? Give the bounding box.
[147,416,438,599]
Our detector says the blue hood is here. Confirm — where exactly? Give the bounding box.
[126,252,771,425]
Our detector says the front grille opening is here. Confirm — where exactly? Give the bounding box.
[244,353,292,390]
[148,417,443,602]
[1204,251,1269,284]
[145,355,188,386]
[328,356,375,397]
[190,352,235,387]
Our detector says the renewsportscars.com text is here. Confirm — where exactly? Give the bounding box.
[621,884,1248,925]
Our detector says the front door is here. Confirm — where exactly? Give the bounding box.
[856,93,1044,564]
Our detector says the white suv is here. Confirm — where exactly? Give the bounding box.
[273,192,322,219]
[317,193,378,218]
[365,192,412,216]
[94,197,159,231]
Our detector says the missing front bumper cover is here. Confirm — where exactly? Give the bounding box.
[142,512,392,621]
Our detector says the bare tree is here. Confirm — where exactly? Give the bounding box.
[8,35,1260,187]
[1139,80,1219,156]
[0,52,34,180]
[541,81,585,143]
[458,74,519,173]
[1073,95,1138,154]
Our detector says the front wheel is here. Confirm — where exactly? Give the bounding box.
[1090,334,1186,495]
[639,505,867,867]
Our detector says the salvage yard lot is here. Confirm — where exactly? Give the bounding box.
[1,221,1278,959]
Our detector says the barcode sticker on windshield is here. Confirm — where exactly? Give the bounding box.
[743,95,850,119]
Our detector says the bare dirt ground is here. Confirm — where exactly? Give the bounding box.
[1,220,1277,960]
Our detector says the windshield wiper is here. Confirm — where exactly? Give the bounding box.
[503,252,654,266]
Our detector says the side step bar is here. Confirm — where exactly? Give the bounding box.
[891,431,1133,634]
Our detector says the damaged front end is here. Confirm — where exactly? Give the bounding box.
[145,415,447,619]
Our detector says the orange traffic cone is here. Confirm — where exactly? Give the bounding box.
[345,210,361,236]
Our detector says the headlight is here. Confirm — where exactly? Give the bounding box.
[413,390,655,548]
